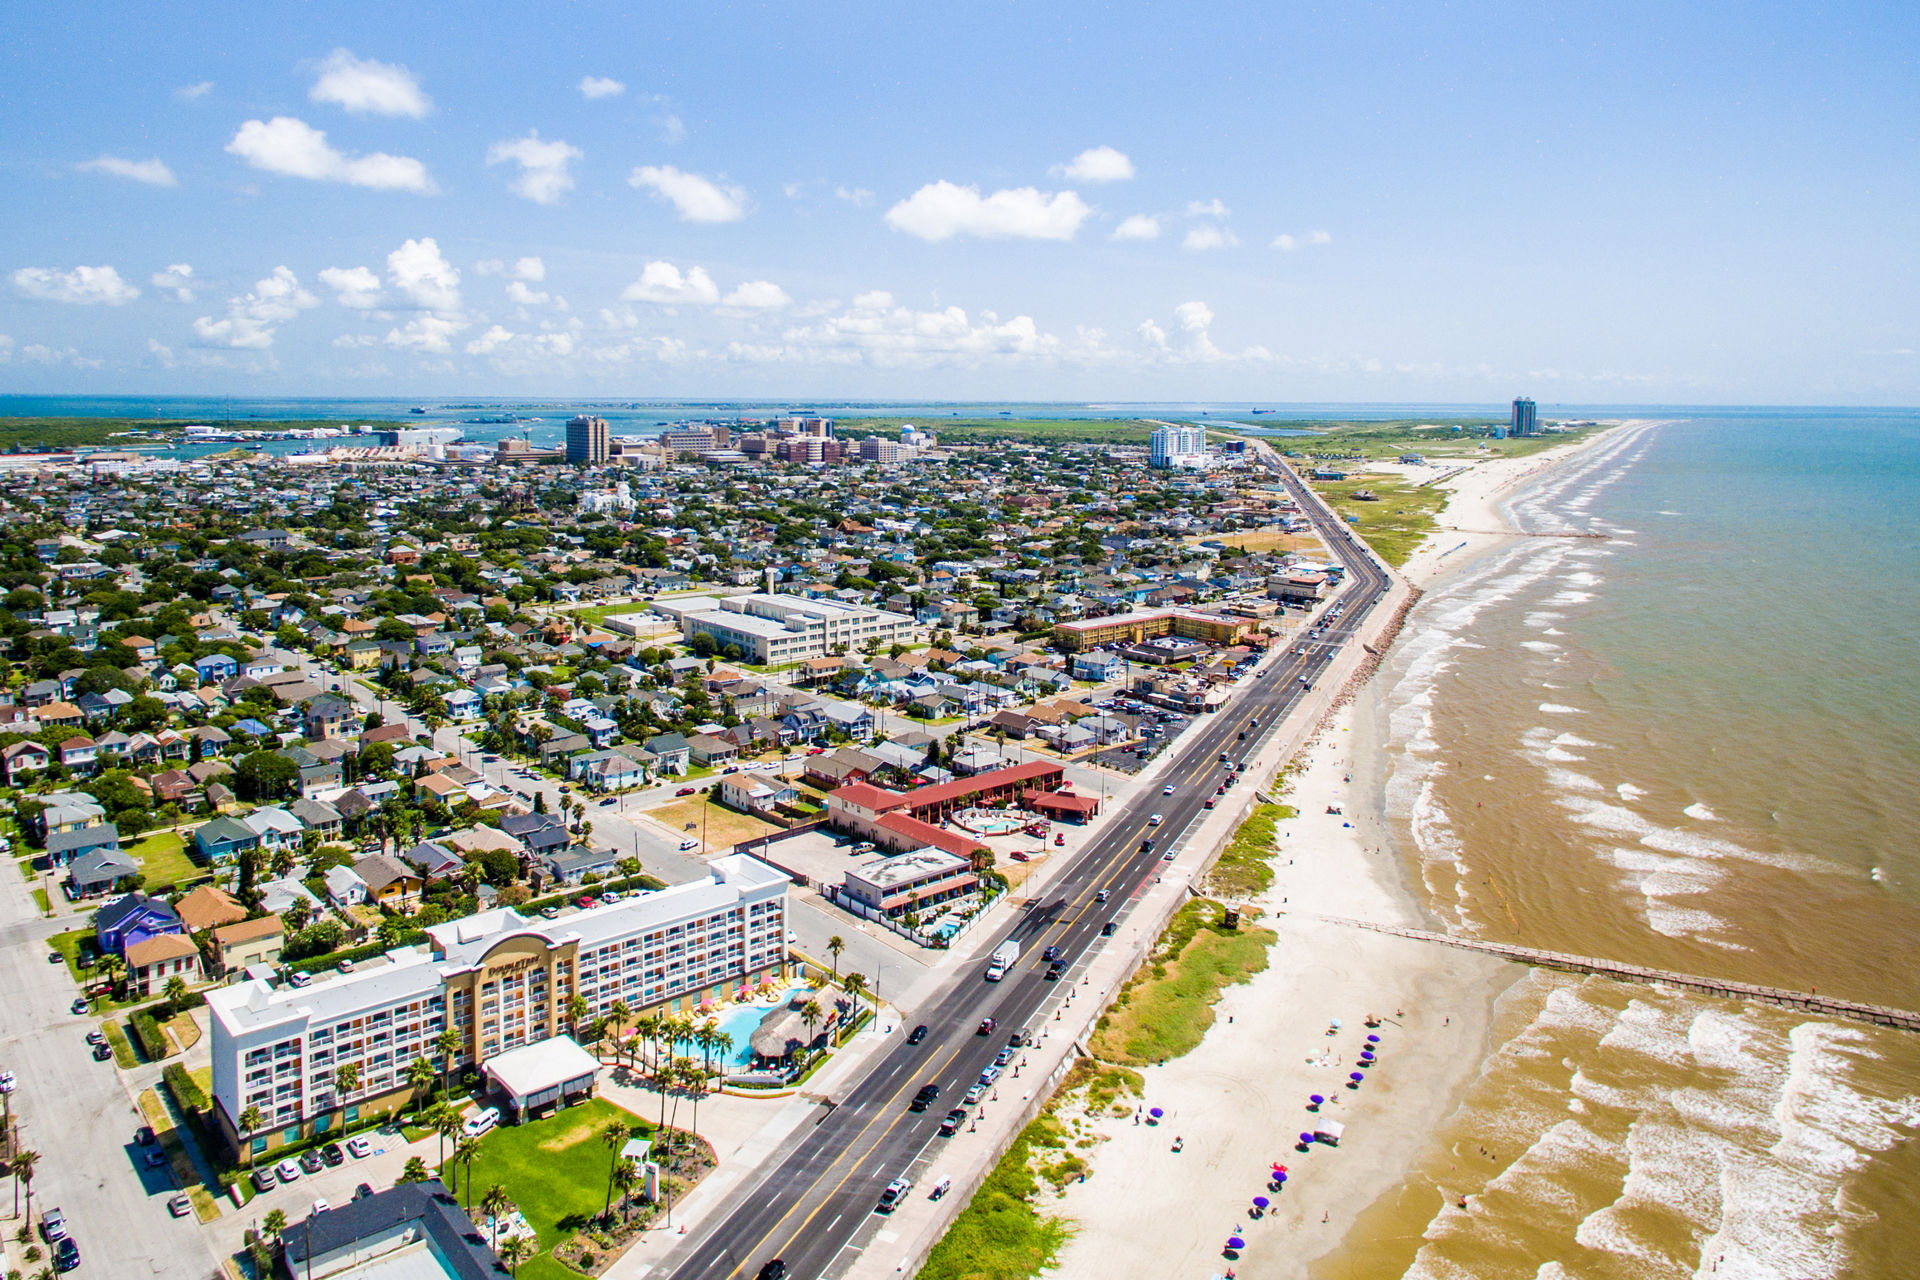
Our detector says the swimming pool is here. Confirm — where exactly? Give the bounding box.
[674,987,812,1070]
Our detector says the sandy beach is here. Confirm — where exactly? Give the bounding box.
[1036,425,1645,1280]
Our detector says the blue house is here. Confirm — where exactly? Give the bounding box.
[95,892,185,956]
[195,653,239,682]
[193,815,261,866]
[230,717,275,740]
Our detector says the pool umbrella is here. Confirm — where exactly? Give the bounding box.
[1367,1034,1380,1043]
[1350,1072,1364,1082]
[1309,1094,1325,1105]
[1253,1196,1270,1208]
[1150,1107,1164,1119]
[1228,1237,1246,1250]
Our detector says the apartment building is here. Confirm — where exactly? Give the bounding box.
[206,854,788,1157]
[662,592,914,665]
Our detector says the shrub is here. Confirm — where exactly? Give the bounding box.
[131,1012,169,1061]
[164,1062,208,1113]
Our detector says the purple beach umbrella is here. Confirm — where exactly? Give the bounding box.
[1228,1237,1246,1250]
[1300,1132,1315,1144]
[1309,1094,1325,1105]
[1276,1171,1288,1183]
[1350,1072,1364,1081]
[1367,1034,1380,1043]
[1254,1196,1270,1208]
[1150,1107,1164,1119]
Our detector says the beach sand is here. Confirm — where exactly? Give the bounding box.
[1037,426,1644,1280]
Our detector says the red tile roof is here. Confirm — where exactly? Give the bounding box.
[875,812,989,860]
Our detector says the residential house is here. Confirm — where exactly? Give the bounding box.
[643,733,691,775]
[351,853,423,908]
[57,735,98,773]
[242,807,304,853]
[95,891,185,955]
[399,840,466,882]
[499,812,570,857]
[287,797,344,843]
[302,693,353,741]
[0,741,50,785]
[193,815,261,866]
[211,916,284,976]
[259,875,323,918]
[45,822,120,868]
[686,733,738,768]
[323,864,370,907]
[718,775,799,816]
[66,847,140,899]
[544,845,620,885]
[175,884,249,933]
[125,933,200,996]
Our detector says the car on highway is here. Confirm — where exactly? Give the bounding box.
[939,1108,967,1136]
[1161,784,1175,795]
[976,1017,996,1036]
[1046,961,1065,980]
[1042,945,1060,962]
[1101,920,1119,936]
[755,1262,787,1280]
[1148,813,1163,825]
[1096,889,1109,903]
[910,1084,940,1112]
[168,1191,192,1217]
[53,1237,78,1272]
[1139,838,1155,852]
[599,797,617,806]
[877,1177,911,1213]
[964,1083,987,1105]
[907,1025,929,1045]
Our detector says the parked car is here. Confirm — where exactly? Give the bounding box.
[1102,921,1118,936]
[939,1108,967,1136]
[346,1135,373,1159]
[964,1083,987,1105]
[91,1043,112,1061]
[575,896,600,910]
[994,1047,1014,1067]
[144,1147,167,1169]
[167,1192,192,1217]
[675,786,697,796]
[40,1207,67,1241]
[299,1149,325,1174]
[85,1030,106,1047]
[252,1168,276,1192]
[69,998,88,1015]
[541,906,561,919]
[0,1071,14,1093]
[353,1183,376,1201]
[320,1143,345,1167]
[53,1237,79,1272]
[289,971,313,988]
[275,1158,303,1182]
[877,1177,911,1212]
[311,1198,331,1217]
[679,839,700,851]
[463,1108,500,1137]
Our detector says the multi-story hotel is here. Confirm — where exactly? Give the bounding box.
[654,592,915,666]
[207,854,788,1157]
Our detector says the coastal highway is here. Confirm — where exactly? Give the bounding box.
[661,454,1393,1279]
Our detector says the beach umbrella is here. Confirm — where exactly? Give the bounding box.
[1253,1196,1270,1208]
[1299,1132,1315,1144]
[1228,1237,1246,1250]
[1360,1050,1375,1060]
[1350,1072,1364,1082]
[1367,1034,1380,1043]
[1150,1107,1164,1119]
[1330,1018,1343,1029]
[1276,1171,1288,1183]
[1271,1163,1287,1174]
[1309,1094,1324,1105]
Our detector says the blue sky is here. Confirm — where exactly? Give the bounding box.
[1,0,1916,402]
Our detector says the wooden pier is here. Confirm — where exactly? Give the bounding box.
[1306,914,1920,1033]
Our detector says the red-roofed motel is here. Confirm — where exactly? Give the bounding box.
[824,761,1089,871]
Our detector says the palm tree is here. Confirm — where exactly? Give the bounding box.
[841,971,868,1015]
[452,1137,480,1210]
[498,1233,533,1276]
[163,975,190,1019]
[826,935,845,979]
[611,1157,640,1221]
[607,1000,631,1066]
[656,1058,678,1138]
[97,952,126,999]
[566,993,589,1037]
[708,1030,734,1078]
[434,1027,463,1099]
[634,1014,662,1071]
[405,1057,437,1116]
[665,1056,698,1149]
[800,999,823,1056]
[261,1207,287,1243]
[10,1149,38,1220]
[397,1156,429,1184]
[480,1184,512,1249]
[684,1065,711,1159]
[433,1104,463,1173]
[238,1104,266,1171]
[599,1120,630,1219]
[333,1062,361,1130]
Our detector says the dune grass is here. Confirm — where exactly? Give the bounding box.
[1089,901,1277,1067]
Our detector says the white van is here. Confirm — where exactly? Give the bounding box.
[462,1107,500,1137]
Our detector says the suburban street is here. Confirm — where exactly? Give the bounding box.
[652,451,1391,1280]
[0,861,220,1279]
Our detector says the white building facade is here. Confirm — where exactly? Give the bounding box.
[207,854,789,1158]
[665,592,914,664]
[1150,423,1208,469]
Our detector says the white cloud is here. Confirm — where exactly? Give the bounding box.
[1054,146,1134,183]
[150,264,195,302]
[747,291,1062,368]
[174,81,214,101]
[11,265,139,305]
[835,185,874,206]
[506,280,551,306]
[722,280,792,309]
[1182,224,1239,251]
[620,261,719,305]
[466,324,515,354]
[20,343,102,369]
[1187,198,1230,217]
[1111,214,1161,241]
[227,117,435,193]
[1274,229,1333,251]
[384,313,464,353]
[1175,301,1214,332]
[628,165,747,222]
[577,75,626,100]
[191,266,318,349]
[76,156,177,187]
[513,256,545,282]
[309,49,430,118]
[318,265,384,309]
[884,181,1092,242]
[653,114,687,145]
[147,338,175,366]
[386,237,461,312]
[486,132,583,205]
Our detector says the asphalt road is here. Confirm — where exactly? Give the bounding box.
[659,456,1391,1280]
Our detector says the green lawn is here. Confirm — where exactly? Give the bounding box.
[1309,475,1451,568]
[127,829,201,887]
[50,926,92,982]
[439,1098,651,1276]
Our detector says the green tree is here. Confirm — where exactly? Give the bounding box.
[333,1062,361,1128]
[498,1234,532,1276]
[600,1119,630,1220]
[405,1056,437,1115]
[261,1208,287,1242]
[234,750,298,801]
[397,1156,429,1184]
[237,1104,266,1171]
[480,1184,513,1250]
[826,935,845,979]
[163,974,190,1019]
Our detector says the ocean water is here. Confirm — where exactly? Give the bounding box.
[1326,414,1920,1280]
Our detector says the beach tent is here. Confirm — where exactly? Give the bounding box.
[1313,1120,1346,1145]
